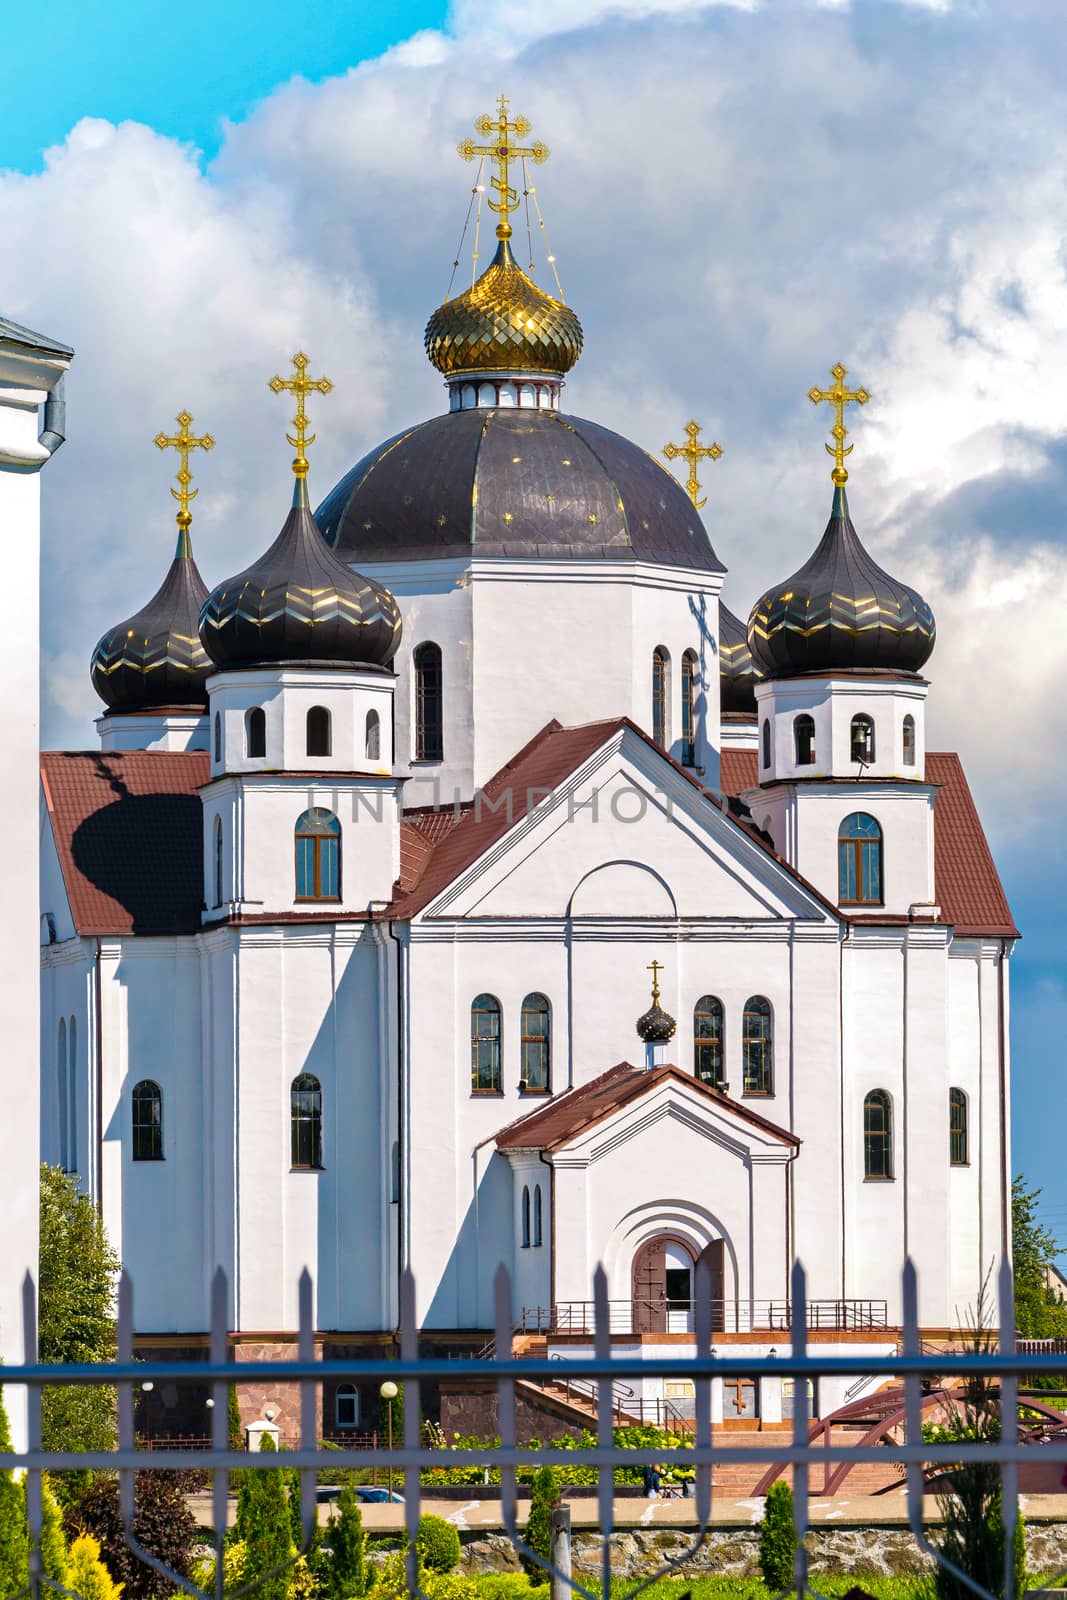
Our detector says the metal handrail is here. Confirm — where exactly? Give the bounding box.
[520,1297,890,1335]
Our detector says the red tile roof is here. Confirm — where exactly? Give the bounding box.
[718,748,1018,939]
[41,750,209,936]
[496,1061,800,1151]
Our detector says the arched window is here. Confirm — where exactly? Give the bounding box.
[694,995,724,1088]
[902,714,916,766]
[681,650,698,767]
[214,816,224,909]
[295,809,341,901]
[794,714,816,766]
[132,1080,163,1162]
[291,1073,323,1170]
[391,1140,400,1203]
[950,1088,969,1166]
[214,711,221,764]
[864,1089,893,1180]
[520,993,551,1094]
[335,1384,359,1430]
[521,1185,531,1248]
[365,709,381,762]
[68,1016,77,1173]
[761,718,771,768]
[246,707,266,758]
[471,994,502,1093]
[742,996,772,1095]
[652,647,670,748]
[850,713,875,765]
[838,812,883,905]
[57,1020,68,1172]
[414,642,444,762]
[307,706,332,758]
[534,1184,543,1247]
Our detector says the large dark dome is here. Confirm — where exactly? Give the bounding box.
[719,603,761,716]
[316,408,724,572]
[91,530,211,713]
[748,485,935,679]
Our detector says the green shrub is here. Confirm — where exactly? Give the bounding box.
[758,1480,797,1591]
[326,1486,366,1598]
[417,1515,461,1574]
[521,1466,557,1581]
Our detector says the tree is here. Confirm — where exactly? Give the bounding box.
[228,1384,244,1450]
[39,1165,119,1460]
[325,1486,365,1599]
[36,1476,69,1586]
[67,1533,124,1600]
[1013,1176,1067,1339]
[415,1514,459,1574]
[286,1465,323,1576]
[0,1384,28,1596]
[521,1465,556,1580]
[759,1480,797,1590]
[235,1435,293,1600]
[65,1472,198,1600]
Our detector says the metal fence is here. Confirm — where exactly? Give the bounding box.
[3,1257,1067,1600]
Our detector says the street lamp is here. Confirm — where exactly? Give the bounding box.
[380,1380,398,1498]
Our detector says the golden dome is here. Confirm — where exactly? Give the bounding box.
[425,238,583,378]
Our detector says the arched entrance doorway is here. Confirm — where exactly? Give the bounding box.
[631,1237,725,1333]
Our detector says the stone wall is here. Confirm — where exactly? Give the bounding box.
[440,1383,579,1443]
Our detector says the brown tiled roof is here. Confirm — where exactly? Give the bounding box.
[41,750,208,936]
[496,1062,800,1151]
[717,748,1018,939]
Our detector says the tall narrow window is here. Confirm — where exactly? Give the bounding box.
[742,996,773,1095]
[520,993,551,1093]
[246,707,266,758]
[306,706,332,758]
[521,1185,531,1248]
[471,994,502,1093]
[214,816,224,909]
[291,1073,323,1169]
[761,718,771,768]
[365,709,381,762]
[295,809,341,901]
[68,1016,77,1173]
[132,1080,163,1161]
[694,995,724,1087]
[838,812,883,905]
[534,1184,543,1247]
[335,1384,359,1430]
[214,711,221,763]
[864,1089,893,1180]
[652,647,670,748]
[950,1088,969,1166]
[850,713,875,765]
[794,714,816,766]
[414,642,444,761]
[902,715,916,767]
[681,650,698,767]
[57,1020,68,1172]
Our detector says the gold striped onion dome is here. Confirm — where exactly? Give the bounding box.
[425,238,583,377]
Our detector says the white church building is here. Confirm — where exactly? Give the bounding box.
[37,113,1017,1439]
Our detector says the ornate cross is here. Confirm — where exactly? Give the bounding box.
[646,959,664,1003]
[725,1377,752,1416]
[458,95,549,242]
[808,362,870,486]
[154,411,215,538]
[663,420,723,511]
[268,352,333,480]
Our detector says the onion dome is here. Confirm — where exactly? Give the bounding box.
[636,965,677,1045]
[747,484,936,679]
[91,528,212,712]
[719,603,762,716]
[200,480,402,671]
[425,237,583,378]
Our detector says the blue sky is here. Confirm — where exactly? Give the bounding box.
[4,0,1065,1255]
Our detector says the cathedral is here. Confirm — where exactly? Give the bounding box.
[37,102,1017,1437]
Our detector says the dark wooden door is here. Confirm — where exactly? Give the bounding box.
[632,1238,667,1333]
[696,1239,725,1332]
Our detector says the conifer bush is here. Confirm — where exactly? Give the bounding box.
[65,1471,198,1600]
[416,1514,461,1574]
[325,1485,366,1598]
[521,1466,557,1580]
[67,1533,124,1600]
[758,1480,798,1591]
[0,1384,28,1596]
[235,1435,294,1600]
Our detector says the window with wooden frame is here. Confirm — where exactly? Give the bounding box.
[306,705,331,758]
[864,1089,893,1180]
[132,1079,163,1161]
[950,1087,969,1166]
[295,808,341,901]
[521,1185,531,1248]
[850,713,876,764]
[652,647,670,749]
[794,713,816,765]
[681,649,698,767]
[335,1384,359,1429]
[742,996,773,1095]
[471,993,502,1093]
[414,642,444,761]
[838,812,883,905]
[694,995,724,1087]
[291,1073,323,1170]
[520,993,551,1093]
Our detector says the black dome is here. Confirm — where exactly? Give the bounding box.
[91,531,211,713]
[748,486,935,679]
[316,408,725,572]
[719,603,761,716]
[200,487,402,671]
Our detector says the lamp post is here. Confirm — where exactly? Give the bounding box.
[380,1380,398,1498]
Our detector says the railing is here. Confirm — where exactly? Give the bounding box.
[541,1354,690,1432]
[521,1296,890,1335]
[0,1259,1061,1600]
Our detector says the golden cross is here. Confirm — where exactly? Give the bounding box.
[808,362,870,485]
[458,94,549,242]
[663,420,723,511]
[268,352,333,480]
[154,411,215,537]
[646,959,664,1004]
